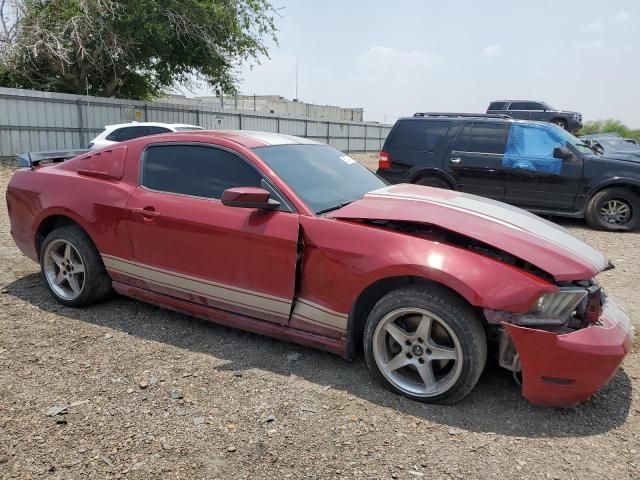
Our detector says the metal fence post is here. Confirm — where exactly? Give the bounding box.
[326,122,331,145]
[277,117,280,133]
[144,103,149,121]
[347,123,350,153]
[76,99,85,147]
[238,113,243,130]
[364,124,368,152]
[196,108,201,127]
[304,119,308,138]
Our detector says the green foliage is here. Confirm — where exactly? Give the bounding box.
[0,0,277,99]
[578,120,640,142]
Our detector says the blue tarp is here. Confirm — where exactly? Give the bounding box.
[503,123,564,174]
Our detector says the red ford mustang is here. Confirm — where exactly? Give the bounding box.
[6,131,633,406]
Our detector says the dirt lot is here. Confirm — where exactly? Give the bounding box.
[0,160,639,480]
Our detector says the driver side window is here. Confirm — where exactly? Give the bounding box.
[502,124,564,174]
[142,145,263,199]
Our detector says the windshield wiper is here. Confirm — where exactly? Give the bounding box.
[316,200,355,215]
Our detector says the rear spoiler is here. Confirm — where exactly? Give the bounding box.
[17,149,89,169]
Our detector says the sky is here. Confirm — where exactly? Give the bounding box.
[192,0,640,127]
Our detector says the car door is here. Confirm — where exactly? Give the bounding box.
[446,121,509,201]
[506,102,531,120]
[122,143,299,326]
[503,123,584,210]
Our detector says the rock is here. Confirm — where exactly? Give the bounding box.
[46,405,68,417]
[263,414,276,423]
[126,388,134,394]
[182,373,192,378]
[233,371,243,378]
[169,391,184,400]
[139,381,149,389]
[0,456,8,464]
[287,353,302,361]
[0,288,9,294]
[192,417,206,426]
[226,446,237,452]
[104,333,113,339]
[408,471,424,477]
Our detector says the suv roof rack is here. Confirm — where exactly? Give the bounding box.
[413,112,512,119]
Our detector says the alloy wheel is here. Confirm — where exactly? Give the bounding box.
[43,239,86,301]
[600,199,632,225]
[372,307,463,397]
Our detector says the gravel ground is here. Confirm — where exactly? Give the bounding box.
[1,161,639,480]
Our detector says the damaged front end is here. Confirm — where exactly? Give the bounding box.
[486,282,633,407]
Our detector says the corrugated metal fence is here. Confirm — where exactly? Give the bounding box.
[0,87,391,161]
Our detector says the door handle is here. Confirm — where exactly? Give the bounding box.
[450,157,462,164]
[132,207,160,219]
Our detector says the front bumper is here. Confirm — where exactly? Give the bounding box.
[504,298,633,407]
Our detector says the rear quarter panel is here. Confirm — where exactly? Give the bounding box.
[7,153,139,262]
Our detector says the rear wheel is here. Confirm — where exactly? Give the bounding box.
[40,226,112,307]
[550,118,568,130]
[364,285,487,405]
[416,176,450,189]
[585,188,640,231]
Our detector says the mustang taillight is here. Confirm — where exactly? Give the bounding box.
[584,288,603,324]
[378,151,391,170]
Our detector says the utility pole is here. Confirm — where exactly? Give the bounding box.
[295,56,299,101]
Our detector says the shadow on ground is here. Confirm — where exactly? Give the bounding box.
[5,273,633,439]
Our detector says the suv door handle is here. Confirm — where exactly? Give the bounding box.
[450,157,462,164]
[132,207,160,219]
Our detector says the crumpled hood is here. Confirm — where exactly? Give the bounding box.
[330,184,609,281]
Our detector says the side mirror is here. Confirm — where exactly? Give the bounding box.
[553,146,573,160]
[221,187,280,210]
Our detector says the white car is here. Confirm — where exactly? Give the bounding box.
[88,122,203,150]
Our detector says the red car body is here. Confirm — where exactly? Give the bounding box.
[6,131,633,407]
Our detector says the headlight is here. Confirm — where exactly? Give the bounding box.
[530,288,588,319]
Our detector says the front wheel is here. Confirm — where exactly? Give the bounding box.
[585,188,640,231]
[364,285,487,405]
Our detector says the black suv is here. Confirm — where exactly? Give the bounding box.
[376,113,640,231]
[487,100,582,132]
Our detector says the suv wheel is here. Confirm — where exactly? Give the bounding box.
[550,119,568,130]
[585,188,640,231]
[363,285,487,405]
[417,176,450,189]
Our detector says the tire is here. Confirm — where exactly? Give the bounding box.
[585,188,640,231]
[363,285,487,405]
[550,119,568,130]
[40,225,112,307]
[416,176,450,189]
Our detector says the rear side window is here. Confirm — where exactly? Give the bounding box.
[390,120,450,151]
[106,126,148,142]
[488,102,507,110]
[142,145,262,199]
[147,126,171,135]
[508,102,532,110]
[454,122,507,154]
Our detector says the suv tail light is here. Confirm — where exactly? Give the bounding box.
[378,151,391,170]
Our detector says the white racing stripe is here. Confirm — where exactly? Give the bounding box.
[102,254,349,331]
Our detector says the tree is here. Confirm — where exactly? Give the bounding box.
[0,0,277,99]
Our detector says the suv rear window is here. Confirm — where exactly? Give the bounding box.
[390,120,450,151]
[488,102,507,110]
[453,122,507,154]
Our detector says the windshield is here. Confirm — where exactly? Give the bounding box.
[174,126,204,131]
[253,144,386,214]
[548,124,593,154]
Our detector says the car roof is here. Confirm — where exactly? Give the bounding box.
[398,114,514,123]
[491,100,544,103]
[168,130,323,149]
[103,122,201,130]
